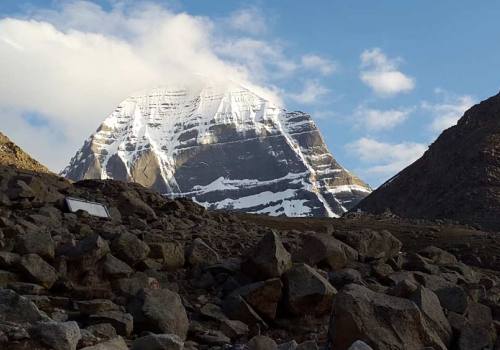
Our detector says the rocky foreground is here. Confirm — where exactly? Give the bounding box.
[0,164,499,350]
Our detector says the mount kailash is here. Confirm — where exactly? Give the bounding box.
[62,80,370,217]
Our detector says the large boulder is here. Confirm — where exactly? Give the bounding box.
[337,229,401,262]
[409,286,452,346]
[103,254,133,278]
[30,321,81,350]
[111,232,150,266]
[127,288,189,340]
[229,278,282,320]
[15,230,55,260]
[329,284,448,350]
[63,234,110,271]
[419,246,457,265]
[435,286,469,314]
[283,263,337,316]
[294,233,358,270]
[18,254,58,288]
[0,288,48,324]
[242,231,292,280]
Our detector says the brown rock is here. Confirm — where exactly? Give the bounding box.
[283,263,336,316]
[242,231,292,280]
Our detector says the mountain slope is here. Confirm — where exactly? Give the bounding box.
[62,80,370,217]
[355,91,500,229]
[0,132,49,173]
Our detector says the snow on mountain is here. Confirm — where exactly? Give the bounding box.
[61,79,371,217]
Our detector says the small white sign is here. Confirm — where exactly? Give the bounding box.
[65,197,110,218]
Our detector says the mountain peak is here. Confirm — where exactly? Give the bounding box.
[62,81,370,217]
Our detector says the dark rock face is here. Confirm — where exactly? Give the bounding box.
[61,82,370,217]
[355,92,500,230]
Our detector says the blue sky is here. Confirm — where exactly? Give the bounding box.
[1,0,499,187]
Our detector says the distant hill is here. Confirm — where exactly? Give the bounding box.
[355,91,500,230]
[0,132,50,173]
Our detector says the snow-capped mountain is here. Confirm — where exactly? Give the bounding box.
[62,80,371,217]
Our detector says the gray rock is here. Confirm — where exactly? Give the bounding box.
[132,333,184,350]
[296,340,318,350]
[278,340,298,350]
[119,190,157,220]
[16,230,55,260]
[7,282,45,295]
[18,254,58,289]
[419,246,457,265]
[114,272,155,298]
[193,329,230,346]
[409,286,452,346]
[185,238,219,267]
[403,253,439,275]
[30,321,81,350]
[247,335,278,350]
[112,232,150,266]
[329,284,447,350]
[89,311,133,336]
[85,323,117,341]
[103,254,133,278]
[80,336,128,350]
[435,286,469,314]
[387,279,419,298]
[283,263,336,316]
[466,302,492,329]
[338,229,401,262]
[199,303,227,322]
[220,319,249,339]
[76,299,120,315]
[0,270,19,287]
[63,234,110,272]
[0,288,48,323]
[457,325,494,350]
[328,268,363,289]
[0,251,20,268]
[127,288,189,340]
[222,294,267,328]
[242,231,292,280]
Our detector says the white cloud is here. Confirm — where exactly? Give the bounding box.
[359,48,415,97]
[226,7,267,35]
[289,80,329,104]
[347,137,427,176]
[1,1,334,171]
[355,106,413,131]
[215,37,298,81]
[301,54,336,76]
[422,93,475,132]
